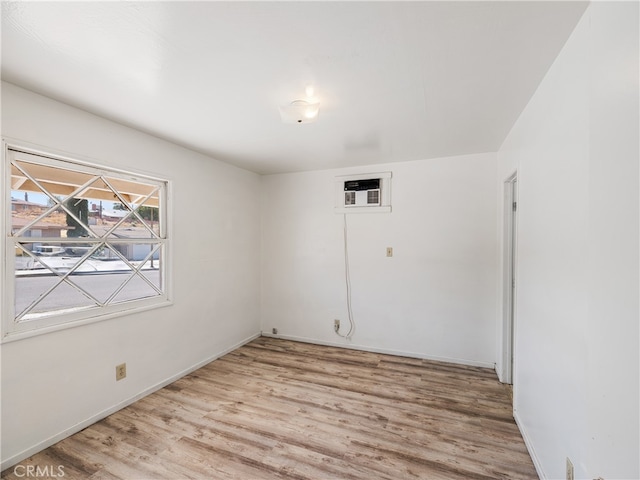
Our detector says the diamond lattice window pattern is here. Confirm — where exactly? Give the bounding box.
[6,147,168,338]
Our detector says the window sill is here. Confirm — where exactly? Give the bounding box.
[1,298,173,344]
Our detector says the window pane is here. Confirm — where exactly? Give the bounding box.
[10,191,69,238]
[12,160,95,200]
[15,274,59,319]
[138,246,163,291]
[72,271,134,305]
[105,176,157,203]
[16,276,97,320]
[15,242,101,317]
[113,241,159,263]
[111,273,162,304]
[133,198,160,238]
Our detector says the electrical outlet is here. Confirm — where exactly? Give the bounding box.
[272,328,278,335]
[334,319,340,330]
[115,363,127,381]
[566,457,574,480]
[386,247,393,257]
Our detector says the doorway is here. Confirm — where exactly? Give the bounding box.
[502,173,518,386]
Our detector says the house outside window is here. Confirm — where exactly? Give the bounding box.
[3,144,171,341]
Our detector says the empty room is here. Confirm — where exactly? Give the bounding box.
[1,1,638,479]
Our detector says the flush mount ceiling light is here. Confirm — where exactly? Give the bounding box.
[279,99,320,124]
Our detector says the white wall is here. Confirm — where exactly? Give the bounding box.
[0,82,262,469]
[261,153,498,366]
[497,3,639,479]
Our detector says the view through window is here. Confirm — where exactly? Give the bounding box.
[5,147,169,338]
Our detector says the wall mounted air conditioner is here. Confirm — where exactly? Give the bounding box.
[344,179,381,207]
[335,172,391,214]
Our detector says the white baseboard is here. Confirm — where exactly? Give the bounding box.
[1,332,261,472]
[514,409,544,479]
[260,331,495,369]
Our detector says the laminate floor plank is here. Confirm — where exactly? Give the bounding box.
[87,470,123,480]
[2,337,538,479]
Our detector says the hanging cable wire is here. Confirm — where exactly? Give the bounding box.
[336,213,355,340]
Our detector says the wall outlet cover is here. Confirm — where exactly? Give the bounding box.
[116,363,127,381]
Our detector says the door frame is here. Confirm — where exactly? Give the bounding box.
[501,171,518,385]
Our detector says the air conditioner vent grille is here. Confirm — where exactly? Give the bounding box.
[367,189,380,205]
[345,191,356,205]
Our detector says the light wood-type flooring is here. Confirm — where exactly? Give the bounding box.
[2,337,538,479]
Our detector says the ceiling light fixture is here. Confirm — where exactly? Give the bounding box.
[279,99,320,124]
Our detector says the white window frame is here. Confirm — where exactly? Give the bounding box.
[2,140,172,342]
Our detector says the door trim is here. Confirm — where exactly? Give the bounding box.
[501,172,518,385]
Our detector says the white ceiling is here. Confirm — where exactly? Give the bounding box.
[1,1,588,174]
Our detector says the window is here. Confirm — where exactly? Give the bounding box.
[3,144,170,340]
